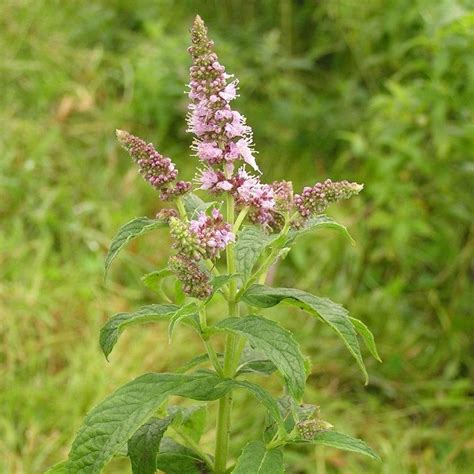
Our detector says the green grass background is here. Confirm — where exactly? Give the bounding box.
[1,0,473,472]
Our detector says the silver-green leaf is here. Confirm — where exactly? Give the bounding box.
[66,372,228,473]
[242,285,369,384]
[128,417,173,474]
[222,380,286,435]
[214,316,306,401]
[156,438,210,474]
[235,226,277,281]
[182,193,215,219]
[296,430,381,462]
[289,215,354,245]
[99,304,178,360]
[349,317,382,362]
[104,217,166,279]
[233,440,284,474]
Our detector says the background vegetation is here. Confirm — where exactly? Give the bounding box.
[1,0,473,472]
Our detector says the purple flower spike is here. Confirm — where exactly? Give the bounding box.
[116,129,191,201]
[294,179,364,218]
[187,16,259,172]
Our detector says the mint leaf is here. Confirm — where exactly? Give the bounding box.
[237,359,277,377]
[223,380,286,434]
[169,405,207,443]
[104,217,166,279]
[66,372,228,473]
[233,440,284,474]
[289,215,354,245]
[128,417,173,474]
[168,302,200,340]
[214,316,306,401]
[182,193,215,219]
[296,430,381,462]
[99,304,178,360]
[235,226,277,281]
[242,285,369,384]
[349,317,382,362]
[156,438,210,474]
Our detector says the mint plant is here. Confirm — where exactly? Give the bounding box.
[50,16,381,474]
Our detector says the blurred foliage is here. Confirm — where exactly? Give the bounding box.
[0,0,473,473]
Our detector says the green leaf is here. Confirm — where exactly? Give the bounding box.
[44,461,68,474]
[237,358,277,377]
[99,304,178,360]
[289,215,354,245]
[168,302,200,340]
[223,380,286,434]
[214,316,306,401]
[128,417,173,474]
[235,226,277,281]
[237,346,277,376]
[66,372,228,473]
[169,405,207,442]
[182,193,215,219]
[211,273,239,295]
[233,440,284,474]
[242,285,369,384]
[142,268,173,292]
[104,217,166,279]
[156,438,210,474]
[296,430,381,462]
[349,317,382,362]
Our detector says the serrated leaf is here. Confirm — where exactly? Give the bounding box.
[235,226,277,281]
[349,317,382,362]
[214,316,306,400]
[223,380,286,434]
[156,438,210,473]
[168,302,200,340]
[233,440,284,474]
[44,461,68,473]
[169,405,207,443]
[104,217,166,279]
[236,346,277,376]
[183,193,216,219]
[128,416,173,474]
[99,304,178,359]
[237,358,277,377]
[242,285,369,384]
[289,215,354,245]
[142,268,173,292]
[66,372,228,473]
[295,430,381,462]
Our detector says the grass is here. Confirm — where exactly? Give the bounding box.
[1,1,473,473]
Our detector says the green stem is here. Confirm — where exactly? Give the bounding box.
[214,194,240,474]
[233,207,249,233]
[200,308,224,377]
